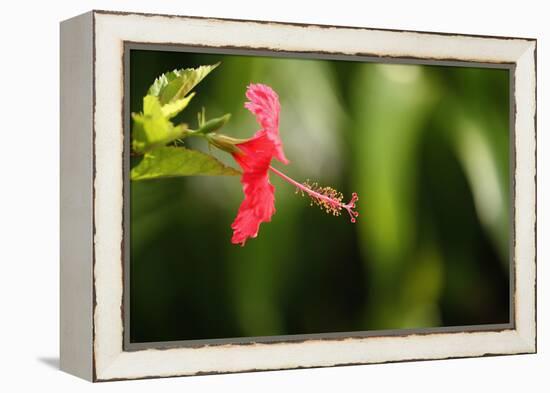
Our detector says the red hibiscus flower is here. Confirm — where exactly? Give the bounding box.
[230,84,287,245]
[228,84,359,246]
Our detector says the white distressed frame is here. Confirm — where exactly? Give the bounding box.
[60,10,536,381]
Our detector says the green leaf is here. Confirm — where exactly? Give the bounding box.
[130,146,241,180]
[132,95,188,153]
[161,93,195,119]
[147,63,220,105]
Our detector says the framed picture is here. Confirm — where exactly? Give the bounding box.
[60,10,537,381]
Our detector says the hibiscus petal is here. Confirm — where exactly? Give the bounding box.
[232,130,274,172]
[231,172,276,246]
[230,132,277,246]
[244,83,289,165]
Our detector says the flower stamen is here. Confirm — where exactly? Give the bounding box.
[269,165,359,223]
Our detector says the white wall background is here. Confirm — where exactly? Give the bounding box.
[0,0,546,391]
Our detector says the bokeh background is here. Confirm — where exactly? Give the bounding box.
[129,49,511,343]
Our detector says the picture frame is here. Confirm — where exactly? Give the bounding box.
[60,10,537,381]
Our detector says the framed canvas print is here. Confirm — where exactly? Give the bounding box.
[60,10,537,381]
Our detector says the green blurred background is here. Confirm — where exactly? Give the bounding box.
[129,49,510,343]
